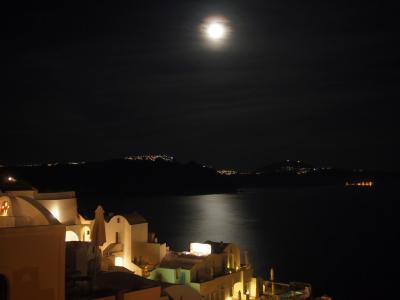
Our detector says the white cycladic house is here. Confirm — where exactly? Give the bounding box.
[0,188,167,277]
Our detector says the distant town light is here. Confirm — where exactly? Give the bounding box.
[217,169,238,176]
[115,256,124,267]
[47,162,60,167]
[68,161,86,166]
[7,176,16,183]
[124,154,174,162]
[190,243,212,256]
[345,181,374,188]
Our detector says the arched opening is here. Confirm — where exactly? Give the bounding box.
[0,274,9,300]
[65,230,79,242]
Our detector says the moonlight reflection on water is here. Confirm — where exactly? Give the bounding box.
[81,186,397,299]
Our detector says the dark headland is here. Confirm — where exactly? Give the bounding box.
[1,157,398,197]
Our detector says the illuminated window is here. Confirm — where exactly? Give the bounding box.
[0,201,10,216]
[115,257,124,267]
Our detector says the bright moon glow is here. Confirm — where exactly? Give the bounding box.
[206,22,226,40]
[201,16,231,47]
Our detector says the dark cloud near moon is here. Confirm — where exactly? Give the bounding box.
[3,0,399,170]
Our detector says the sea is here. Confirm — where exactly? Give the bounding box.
[80,185,399,299]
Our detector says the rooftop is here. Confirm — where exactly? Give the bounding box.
[94,270,159,291]
[204,240,230,254]
[125,211,147,224]
[159,251,206,270]
[105,211,147,224]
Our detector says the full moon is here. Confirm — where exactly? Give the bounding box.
[201,16,231,47]
[206,22,226,40]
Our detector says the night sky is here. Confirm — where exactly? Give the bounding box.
[4,1,399,171]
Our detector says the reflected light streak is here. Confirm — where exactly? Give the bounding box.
[50,207,60,221]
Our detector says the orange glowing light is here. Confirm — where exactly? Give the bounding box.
[1,201,10,215]
[346,181,374,187]
[6,176,16,183]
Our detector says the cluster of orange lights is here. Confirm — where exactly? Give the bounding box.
[345,181,374,187]
[217,169,238,176]
[124,155,174,162]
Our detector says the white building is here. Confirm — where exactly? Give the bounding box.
[0,189,66,300]
[101,212,168,276]
[0,188,167,276]
[150,241,257,300]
